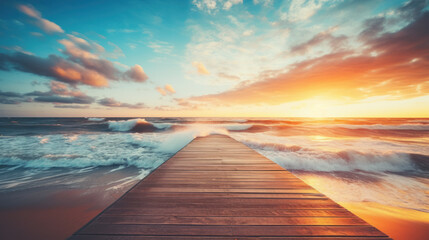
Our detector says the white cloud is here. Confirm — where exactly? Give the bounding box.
[148,40,174,55]
[243,29,254,36]
[253,0,273,7]
[185,19,291,85]
[223,0,243,10]
[288,0,328,22]
[192,0,243,14]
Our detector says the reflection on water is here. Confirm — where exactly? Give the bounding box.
[343,202,429,240]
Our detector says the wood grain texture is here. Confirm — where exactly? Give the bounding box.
[69,135,390,239]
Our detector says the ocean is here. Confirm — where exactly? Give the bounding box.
[0,117,428,239]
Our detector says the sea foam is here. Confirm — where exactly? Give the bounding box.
[87,117,105,121]
[231,133,424,172]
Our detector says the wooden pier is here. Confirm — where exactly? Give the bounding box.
[70,135,390,239]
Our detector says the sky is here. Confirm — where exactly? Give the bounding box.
[0,0,428,117]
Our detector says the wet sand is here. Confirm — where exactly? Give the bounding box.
[0,167,140,240]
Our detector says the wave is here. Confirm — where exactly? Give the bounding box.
[223,124,253,131]
[0,127,232,169]
[87,117,105,121]
[235,137,421,172]
[107,118,171,132]
[0,130,195,169]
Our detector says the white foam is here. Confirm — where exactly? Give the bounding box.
[0,132,186,169]
[231,133,422,172]
[88,117,105,121]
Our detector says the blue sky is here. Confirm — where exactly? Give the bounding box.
[1,0,428,117]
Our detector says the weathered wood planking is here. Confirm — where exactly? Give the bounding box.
[69,135,390,239]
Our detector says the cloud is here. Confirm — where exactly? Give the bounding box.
[107,29,138,34]
[157,84,176,96]
[17,4,64,33]
[287,0,328,22]
[26,81,95,104]
[1,46,33,55]
[0,33,149,87]
[66,34,91,49]
[0,81,95,105]
[0,91,22,98]
[0,91,26,104]
[54,105,89,109]
[192,61,210,75]
[165,84,176,94]
[124,64,149,82]
[59,37,120,80]
[289,27,347,56]
[397,0,428,21]
[33,95,94,104]
[192,0,217,13]
[30,32,43,37]
[192,0,243,14]
[359,17,385,41]
[185,12,429,106]
[0,98,22,104]
[148,41,174,55]
[242,29,254,37]
[59,39,98,59]
[49,81,87,97]
[185,14,292,85]
[218,72,240,81]
[156,87,167,96]
[223,0,243,10]
[104,42,125,59]
[253,0,273,7]
[174,98,201,110]
[0,52,109,87]
[98,98,146,109]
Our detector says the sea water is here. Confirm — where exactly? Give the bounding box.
[0,117,428,239]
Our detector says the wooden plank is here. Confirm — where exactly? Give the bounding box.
[79,224,385,237]
[95,215,368,225]
[72,236,392,240]
[69,135,390,239]
[129,187,319,193]
[123,192,327,199]
[103,208,356,217]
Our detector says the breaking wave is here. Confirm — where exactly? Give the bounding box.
[107,118,171,132]
[0,131,192,169]
[0,126,245,169]
[232,135,427,172]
